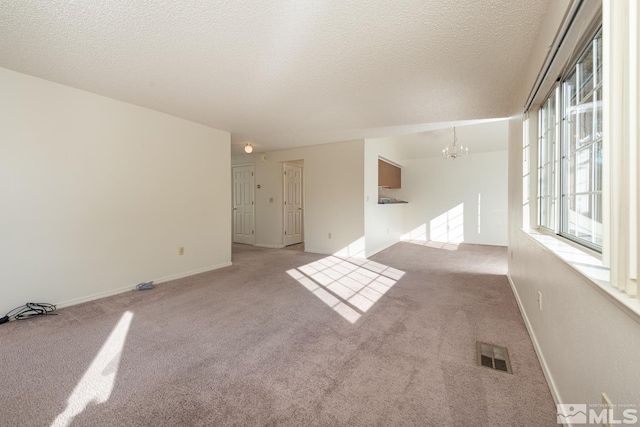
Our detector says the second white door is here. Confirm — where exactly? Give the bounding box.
[232,164,255,245]
[284,163,303,246]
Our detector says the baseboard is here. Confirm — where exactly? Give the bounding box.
[56,283,136,310]
[302,247,331,256]
[304,245,392,258]
[365,240,400,258]
[507,274,563,408]
[254,243,285,249]
[153,262,232,284]
[56,261,233,310]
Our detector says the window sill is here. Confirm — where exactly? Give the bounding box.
[520,227,640,324]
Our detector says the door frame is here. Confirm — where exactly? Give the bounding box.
[232,163,255,245]
[282,162,304,247]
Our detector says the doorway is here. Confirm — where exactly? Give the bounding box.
[232,164,255,245]
[283,162,303,247]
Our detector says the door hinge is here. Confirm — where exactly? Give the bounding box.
[252,230,254,234]
[284,231,287,235]
[252,201,254,205]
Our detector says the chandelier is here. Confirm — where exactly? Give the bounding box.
[442,127,468,159]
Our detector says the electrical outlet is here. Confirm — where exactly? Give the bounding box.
[328,232,332,239]
[537,291,542,311]
[179,246,185,256]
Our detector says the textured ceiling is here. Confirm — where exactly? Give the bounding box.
[382,119,510,160]
[0,0,551,154]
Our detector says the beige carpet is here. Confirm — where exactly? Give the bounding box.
[0,242,557,426]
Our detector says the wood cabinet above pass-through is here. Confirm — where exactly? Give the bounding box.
[378,159,401,188]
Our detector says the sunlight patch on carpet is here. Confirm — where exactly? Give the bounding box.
[51,311,134,427]
[288,256,404,323]
[401,203,465,251]
[401,224,461,251]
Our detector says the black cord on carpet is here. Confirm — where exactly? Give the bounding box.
[0,302,57,324]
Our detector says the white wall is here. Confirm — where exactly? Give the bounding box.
[364,137,406,257]
[0,67,231,315]
[363,121,509,251]
[398,150,508,246]
[232,140,365,255]
[507,0,640,410]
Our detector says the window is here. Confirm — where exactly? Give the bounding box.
[522,114,530,227]
[538,88,558,231]
[537,28,603,251]
[526,1,640,307]
[561,28,603,249]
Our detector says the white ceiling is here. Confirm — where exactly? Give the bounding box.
[0,1,550,155]
[379,118,510,160]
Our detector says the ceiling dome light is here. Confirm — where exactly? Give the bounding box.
[244,143,253,154]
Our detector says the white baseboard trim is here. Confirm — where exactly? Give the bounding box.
[254,244,285,249]
[56,283,135,310]
[507,274,563,408]
[304,247,389,258]
[153,262,232,284]
[365,240,400,258]
[56,261,233,310]
[302,247,331,255]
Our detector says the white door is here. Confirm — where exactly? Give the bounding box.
[283,163,303,246]
[232,165,255,244]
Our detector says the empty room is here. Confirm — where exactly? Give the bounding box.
[1,0,639,426]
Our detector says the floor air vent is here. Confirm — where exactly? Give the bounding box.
[476,342,512,374]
